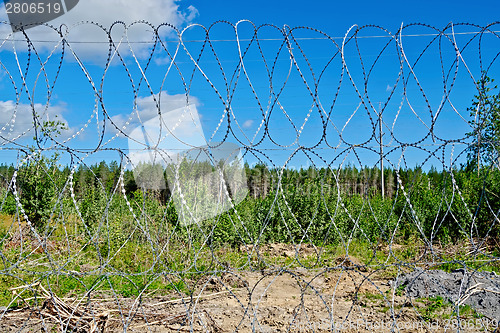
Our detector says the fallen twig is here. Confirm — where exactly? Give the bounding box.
[150,289,232,307]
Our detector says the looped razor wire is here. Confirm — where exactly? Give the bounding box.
[0,21,500,332]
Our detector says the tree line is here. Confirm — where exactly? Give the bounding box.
[0,159,499,246]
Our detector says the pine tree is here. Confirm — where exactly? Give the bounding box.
[467,74,500,169]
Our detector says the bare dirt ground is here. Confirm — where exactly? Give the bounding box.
[0,269,407,332]
[1,244,499,332]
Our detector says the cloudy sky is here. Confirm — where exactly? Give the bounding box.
[0,0,499,168]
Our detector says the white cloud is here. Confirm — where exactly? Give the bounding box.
[110,91,201,135]
[0,0,199,60]
[127,102,206,160]
[154,56,172,66]
[242,119,254,129]
[185,5,199,22]
[0,100,74,143]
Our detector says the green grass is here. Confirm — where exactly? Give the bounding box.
[415,296,484,321]
[0,272,190,308]
[418,296,448,321]
[362,292,385,302]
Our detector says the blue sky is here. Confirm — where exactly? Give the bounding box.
[187,0,499,34]
[0,0,499,171]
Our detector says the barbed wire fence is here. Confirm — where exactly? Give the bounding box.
[0,20,499,332]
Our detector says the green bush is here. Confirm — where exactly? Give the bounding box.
[17,152,63,231]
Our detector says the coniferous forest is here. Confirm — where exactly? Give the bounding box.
[1,158,499,249]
